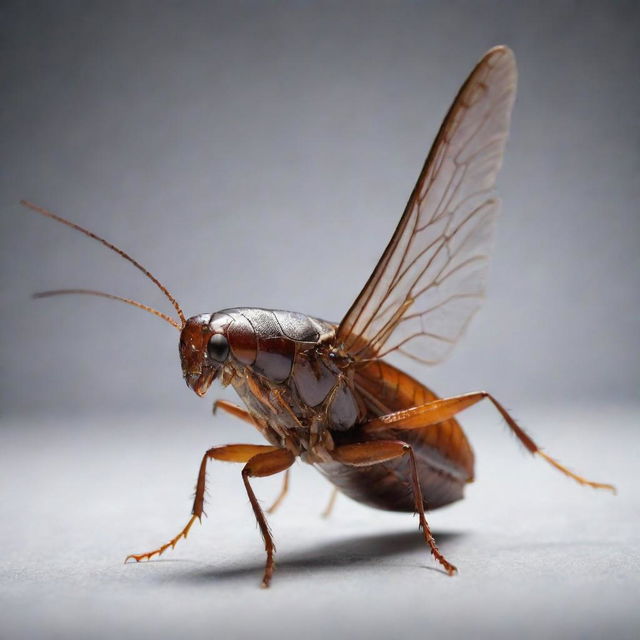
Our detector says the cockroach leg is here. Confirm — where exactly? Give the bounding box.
[536,450,617,493]
[266,468,290,514]
[321,486,339,519]
[213,399,256,425]
[213,399,276,443]
[124,514,199,563]
[125,443,280,564]
[241,449,296,588]
[332,440,457,576]
[362,392,616,493]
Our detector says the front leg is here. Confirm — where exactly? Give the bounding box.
[214,399,294,514]
[213,399,256,426]
[125,443,280,563]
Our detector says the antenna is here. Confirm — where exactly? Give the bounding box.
[33,289,182,329]
[21,200,186,328]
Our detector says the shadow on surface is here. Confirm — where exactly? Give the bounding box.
[156,529,464,584]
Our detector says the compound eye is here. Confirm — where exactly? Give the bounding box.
[207,333,229,362]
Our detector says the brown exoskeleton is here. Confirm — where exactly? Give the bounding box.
[23,46,614,588]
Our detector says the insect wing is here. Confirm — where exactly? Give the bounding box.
[336,46,517,364]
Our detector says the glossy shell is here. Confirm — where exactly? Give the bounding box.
[220,308,330,382]
[195,308,475,512]
[211,308,362,434]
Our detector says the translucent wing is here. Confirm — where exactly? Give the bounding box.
[337,46,517,364]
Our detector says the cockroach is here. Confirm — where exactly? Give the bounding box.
[22,46,615,587]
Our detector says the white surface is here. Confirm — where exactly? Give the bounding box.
[1,405,638,639]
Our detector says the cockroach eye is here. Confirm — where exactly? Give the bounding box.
[207,333,229,362]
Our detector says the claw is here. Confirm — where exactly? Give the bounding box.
[124,514,198,564]
[537,451,617,494]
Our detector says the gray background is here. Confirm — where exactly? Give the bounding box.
[1,1,638,639]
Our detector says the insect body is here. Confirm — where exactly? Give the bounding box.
[23,46,614,587]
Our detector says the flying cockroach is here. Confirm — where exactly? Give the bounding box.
[23,46,615,588]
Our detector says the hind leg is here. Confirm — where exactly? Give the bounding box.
[362,391,615,492]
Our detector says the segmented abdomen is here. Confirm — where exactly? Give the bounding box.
[317,360,475,511]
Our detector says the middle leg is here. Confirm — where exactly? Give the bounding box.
[332,440,457,575]
[266,469,290,514]
[321,486,339,518]
[241,449,296,587]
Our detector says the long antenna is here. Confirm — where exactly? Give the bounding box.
[21,200,186,327]
[33,289,182,329]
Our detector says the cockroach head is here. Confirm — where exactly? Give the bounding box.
[179,313,231,397]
